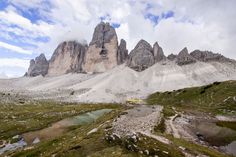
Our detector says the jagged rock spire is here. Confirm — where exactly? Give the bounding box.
[190,50,233,62]
[127,39,154,71]
[84,22,118,73]
[117,39,128,64]
[176,47,196,65]
[27,53,49,77]
[47,41,87,75]
[153,42,166,62]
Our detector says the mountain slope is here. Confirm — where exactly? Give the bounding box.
[0,60,235,103]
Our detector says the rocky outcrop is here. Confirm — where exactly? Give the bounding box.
[176,47,196,65]
[117,39,128,64]
[190,50,233,62]
[47,41,87,76]
[83,22,118,73]
[26,53,49,77]
[167,54,177,61]
[153,42,166,62]
[127,39,154,71]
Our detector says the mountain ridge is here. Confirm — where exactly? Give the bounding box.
[26,22,236,77]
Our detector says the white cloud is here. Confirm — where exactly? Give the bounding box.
[0,41,32,55]
[1,0,236,78]
[0,58,29,69]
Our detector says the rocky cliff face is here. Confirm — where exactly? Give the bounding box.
[26,53,49,77]
[176,47,196,65]
[153,42,166,62]
[83,22,118,73]
[25,22,235,76]
[47,41,87,76]
[117,39,128,64]
[167,54,177,61]
[190,50,233,62]
[127,39,154,71]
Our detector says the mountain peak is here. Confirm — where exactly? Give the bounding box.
[176,47,196,65]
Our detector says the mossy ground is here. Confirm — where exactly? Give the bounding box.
[1,81,236,156]
[146,81,236,115]
[0,100,120,140]
[147,80,236,157]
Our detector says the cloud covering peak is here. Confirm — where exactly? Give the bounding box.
[0,0,236,77]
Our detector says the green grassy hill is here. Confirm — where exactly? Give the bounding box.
[146,80,236,115]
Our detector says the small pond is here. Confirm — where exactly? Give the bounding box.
[0,109,112,155]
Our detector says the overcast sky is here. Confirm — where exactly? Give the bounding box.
[0,0,236,78]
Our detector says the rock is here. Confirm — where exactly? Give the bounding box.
[12,135,20,139]
[190,50,234,62]
[32,137,40,144]
[83,22,118,73]
[167,53,177,61]
[153,42,166,62]
[127,39,154,71]
[176,47,196,65]
[144,150,149,155]
[117,39,128,64]
[26,53,49,77]
[87,128,98,135]
[47,41,87,75]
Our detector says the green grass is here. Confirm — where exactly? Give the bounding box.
[216,121,236,131]
[0,100,120,140]
[146,80,236,115]
[154,117,166,133]
[6,105,128,157]
[168,135,232,157]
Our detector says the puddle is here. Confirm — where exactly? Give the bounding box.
[0,139,27,155]
[195,121,236,156]
[195,122,236,146]
[220,141,236,156]
[0,109,112,155]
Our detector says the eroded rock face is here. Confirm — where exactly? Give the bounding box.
[190,50,233,62]
[127,39,154,71]
[176,47,196,65]
[167,54,177,61]
[47,41,87,76]
[83,22,118,73]
[27,53,49,77]
[153,42,166,62]
[117,39,128,64]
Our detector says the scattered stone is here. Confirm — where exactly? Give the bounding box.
[163,151,169,154]
[12,135,20,139]
[70,91,75,95]
[144,149,149,155]
[87,128,98,135]
[32,137,40,144]
[179,146,186,151]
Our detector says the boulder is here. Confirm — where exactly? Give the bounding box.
[27,53,49,77]
[176,47,196,65]
[47,41,87,75]
[83,22,118,73]
[153,42,166,62]
[117,39,128,64]
[127,39,154,71]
